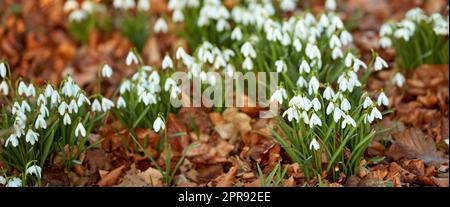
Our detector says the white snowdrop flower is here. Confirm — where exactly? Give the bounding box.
[18,81,27,96]
[119,81,131,94]
[363,96,373,109]
[50,92,60,106]
[308,76,320,95]
[81,1,96,13]
[275,60,287,73]
[326,102,335,115]
[216,19,230,32]
[293,38,302,52]
[242,57,254,70]
[37,94,47,106]
[0,176,5,185]
[117,96,126,108]
[283,107,299,122]
[75,122,86,137]
[44,84,54,97]
[342,115,356,128]
[324,0,336,11]
[0,62,6,78]
[102,64,113,78]
[231,27,243,41]
[91,99,102,112]
[305,43,321,60]
[323,86,334,100]
[370,107,383,121]
[241,42,256,58]
[296,76,307,88]
[64,0,79,12]
[301,111,310,124]
[374,56,388,71]
[58,102,68,116]
[340,30,353,45]
[312,98,321,111]
[101,98,115,112]
[340,99,351,111]
[302,97,312,111]
[69,98,79,112]
[63,113,71,125]
[172,10,184,22]
[175,47,186,60]
[280,0,296,11]
[77,93,90,106]
[345,53,354,67]
[162,55,173,70]
[26,129,39,145]
[153,117,165,132]
[333,107,344,122]
[126,51,138,66]
[380,24,393,36]
[21,101,31,112]
[393,73,406,87]
[377,92,389,106]
[394,28,412,41]
[137,0,150,11]
[39,105,49,118]
[6,178,22,187]
[309,113,322,128]
[281,33,291,46]
[298,60,310,74]
[164,78,177,91]
[444,139,449,146]
[353,58,367,72]
[330,35,342,48]
[320,14,330,27]
[379,37,392,48]
[331,47,343,60]
[270,87,287,105]
[69,9,87,22]
[0,81,8,95]
[113,0,135,10]
[5,134,19,148]
[26,165,42,179]
[35,115,47,130]
[309,138,320,151]
[154,18,169,33]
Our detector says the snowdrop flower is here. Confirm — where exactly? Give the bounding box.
[26,165,42,179]
[283,107,299,122]
[26,129,39,145]
[0,176,5,185]
[126,51,138,66]
[379,37,392,48]
[101,98,115,112]
[270,87,288,104]
[69,99,78,113]
[176,47,186,60]
[444,139,449,146]
[275,60,287,73]
[312,98,321,111]
[0,62,6,78]
[63,113,71,125]
[309,138,320,151]
[392,73,406,87]
[340,99,351,111]
[340,31,353,45]
[374,56,388,71]
[325,0,336,11]
[377,92,389,106]
[296,76,307,88]
[231,27,243,41]
[308,76,319,95]
[58,102,68,115]
[162,55,173,69]
[216,19,230,32]
[117,96,126,108]
[305,43,321,60]
[333,107,344,122]
[154,18,168,33]
[293,39,302,52]
[242,57,254,70]
[299,60,310,74]
[5,134,19,148]
[370,107,383,121]
[18,81,27,96]
[280,0,296,11]
[137,0,150,11]
[6,178,22,187]
[240,42,256,58]
[153,117,165,132]
[330,35,342,48]
[102,64,113,78]
[323,86,334,100]
[332,47,343,59]
[35,115,47,130]
[309,113,322,128]
[172,10,184,22]
[363,96,373,109]
[39,105,49,118]
[394,28,412,41]
[164,78,177,91]
[75,122,86,137]
[326,102,335,115]
[92,99,102,112]
[342,115,356,128]
[380,24,393,36]
[352,58,367,72]
[69,9,87,22]
[64,0,79,12]
[345,53,354,67]
[0,81,8,95]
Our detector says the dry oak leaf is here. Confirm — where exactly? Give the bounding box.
[97,165,125,187]
[139,167,163,187]
[216,166,238,187]
[388,128,448,166]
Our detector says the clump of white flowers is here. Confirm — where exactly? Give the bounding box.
[0,61,110,186]
[112,51,181,131]
[379,7,449,71]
